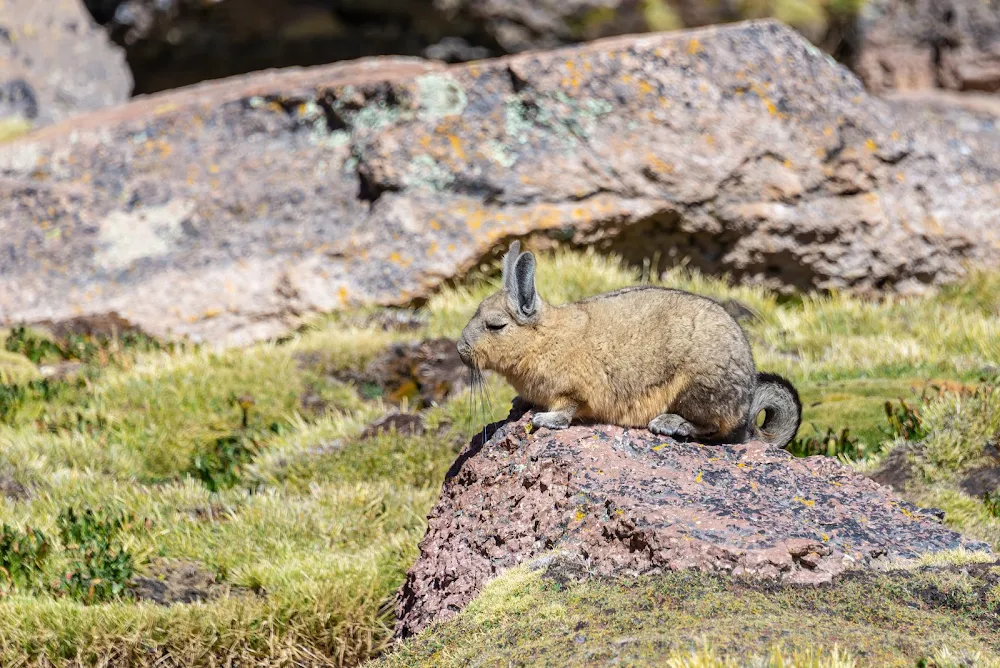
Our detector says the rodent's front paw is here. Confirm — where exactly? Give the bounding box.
[531,411,571,430]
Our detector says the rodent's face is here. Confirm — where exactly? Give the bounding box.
[457,292,535,373]
[458,240,541,373]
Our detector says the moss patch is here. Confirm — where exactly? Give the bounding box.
[376,560,1000,667]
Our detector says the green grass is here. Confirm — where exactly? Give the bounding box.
[858,385,1000,551]
[0,249,997,665]
[375,558,1000,667]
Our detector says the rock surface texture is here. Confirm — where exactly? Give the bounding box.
[858,0,1000,94]
[0,0,132,127]
[2,20,1000,346]
[394,401,992,638]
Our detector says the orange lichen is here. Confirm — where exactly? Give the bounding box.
[154,103,178,115]
[864,138,877,152]
[429,219,441,230]
[338,286,349,305]
[466,209,486,230]
[687,38,702,54]
[448,134,466,161]
[646,154,674,174]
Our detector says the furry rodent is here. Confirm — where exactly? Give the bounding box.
[456,242,802,448]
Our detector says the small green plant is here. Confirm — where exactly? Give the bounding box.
[788,424,867,460]
[983,491,1000,519]
[0,379,70,426]
[188,393,267,492]
[190,433,261,493]
[55,507,135,604]
[0,524,50,593]
[4,327,64,364]
[5,324,174,368]
[883,397,927,441]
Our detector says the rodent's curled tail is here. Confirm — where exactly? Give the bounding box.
[749,372,802,449]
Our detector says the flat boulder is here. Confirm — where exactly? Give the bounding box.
[2,20,1000,346]
[393,400,992,638]
[0,0,132,128]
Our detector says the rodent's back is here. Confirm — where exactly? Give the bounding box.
[568,286,757,430]
[576,286,753,375]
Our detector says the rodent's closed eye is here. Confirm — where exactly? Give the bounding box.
[486,321,507,332]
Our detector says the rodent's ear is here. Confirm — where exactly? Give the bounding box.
[501,240,521,297]
[513,251,538,319]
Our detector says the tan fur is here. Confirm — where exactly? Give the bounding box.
[458,250,762,441]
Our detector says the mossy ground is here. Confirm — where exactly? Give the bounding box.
[375,556,1000,667]
[0,249,997,665]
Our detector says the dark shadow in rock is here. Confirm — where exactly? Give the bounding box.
[869,442,920,493]
[337,338,468,408]
[359,412,425,441]
[0,473,29,501]
[445,397,531,481]
[33,312,145,340]
[962,466,1000,498]
[132,559,249,605]
[362,309,427,332]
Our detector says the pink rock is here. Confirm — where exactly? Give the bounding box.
[394,401,992,638]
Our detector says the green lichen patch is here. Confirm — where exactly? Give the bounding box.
[416,74,468,120]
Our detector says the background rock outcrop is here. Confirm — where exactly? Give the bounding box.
[394,400,991,639]
[0,0,131,128]
[857,0,1000,94]
[2,20,1000,346]
[80,0,862,95]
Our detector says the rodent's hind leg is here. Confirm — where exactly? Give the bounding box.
[531,401,577,431]
[648,413,711,440]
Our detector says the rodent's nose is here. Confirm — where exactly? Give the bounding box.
[456,336,472,366]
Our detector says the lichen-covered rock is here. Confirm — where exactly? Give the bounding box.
[393,400,992,638]
[2,20,1000,346]
[0,0,132,127]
